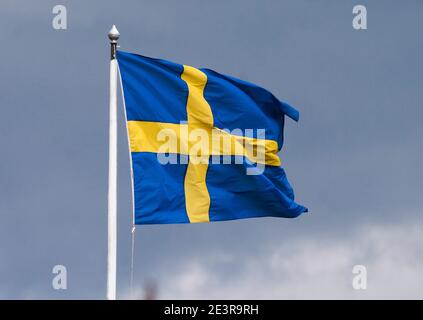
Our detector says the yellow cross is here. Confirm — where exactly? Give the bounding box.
[126,65,281,223]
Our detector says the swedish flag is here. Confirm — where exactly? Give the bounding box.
[117,51,307,224]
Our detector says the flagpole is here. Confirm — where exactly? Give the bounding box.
[107,25,119,300]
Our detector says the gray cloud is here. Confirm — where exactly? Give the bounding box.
[132,216,423,299]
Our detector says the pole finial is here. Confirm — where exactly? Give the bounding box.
[108,25,120,43]
[108,25,120,60]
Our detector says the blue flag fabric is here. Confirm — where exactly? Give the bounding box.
[117,50,307,224]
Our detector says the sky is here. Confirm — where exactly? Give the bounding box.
[0,0,422,299]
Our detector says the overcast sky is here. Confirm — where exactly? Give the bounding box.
[1,0,422,299]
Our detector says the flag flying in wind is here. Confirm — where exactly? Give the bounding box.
[117,50,307,224]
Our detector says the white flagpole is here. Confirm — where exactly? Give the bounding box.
[107,25,119,300]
